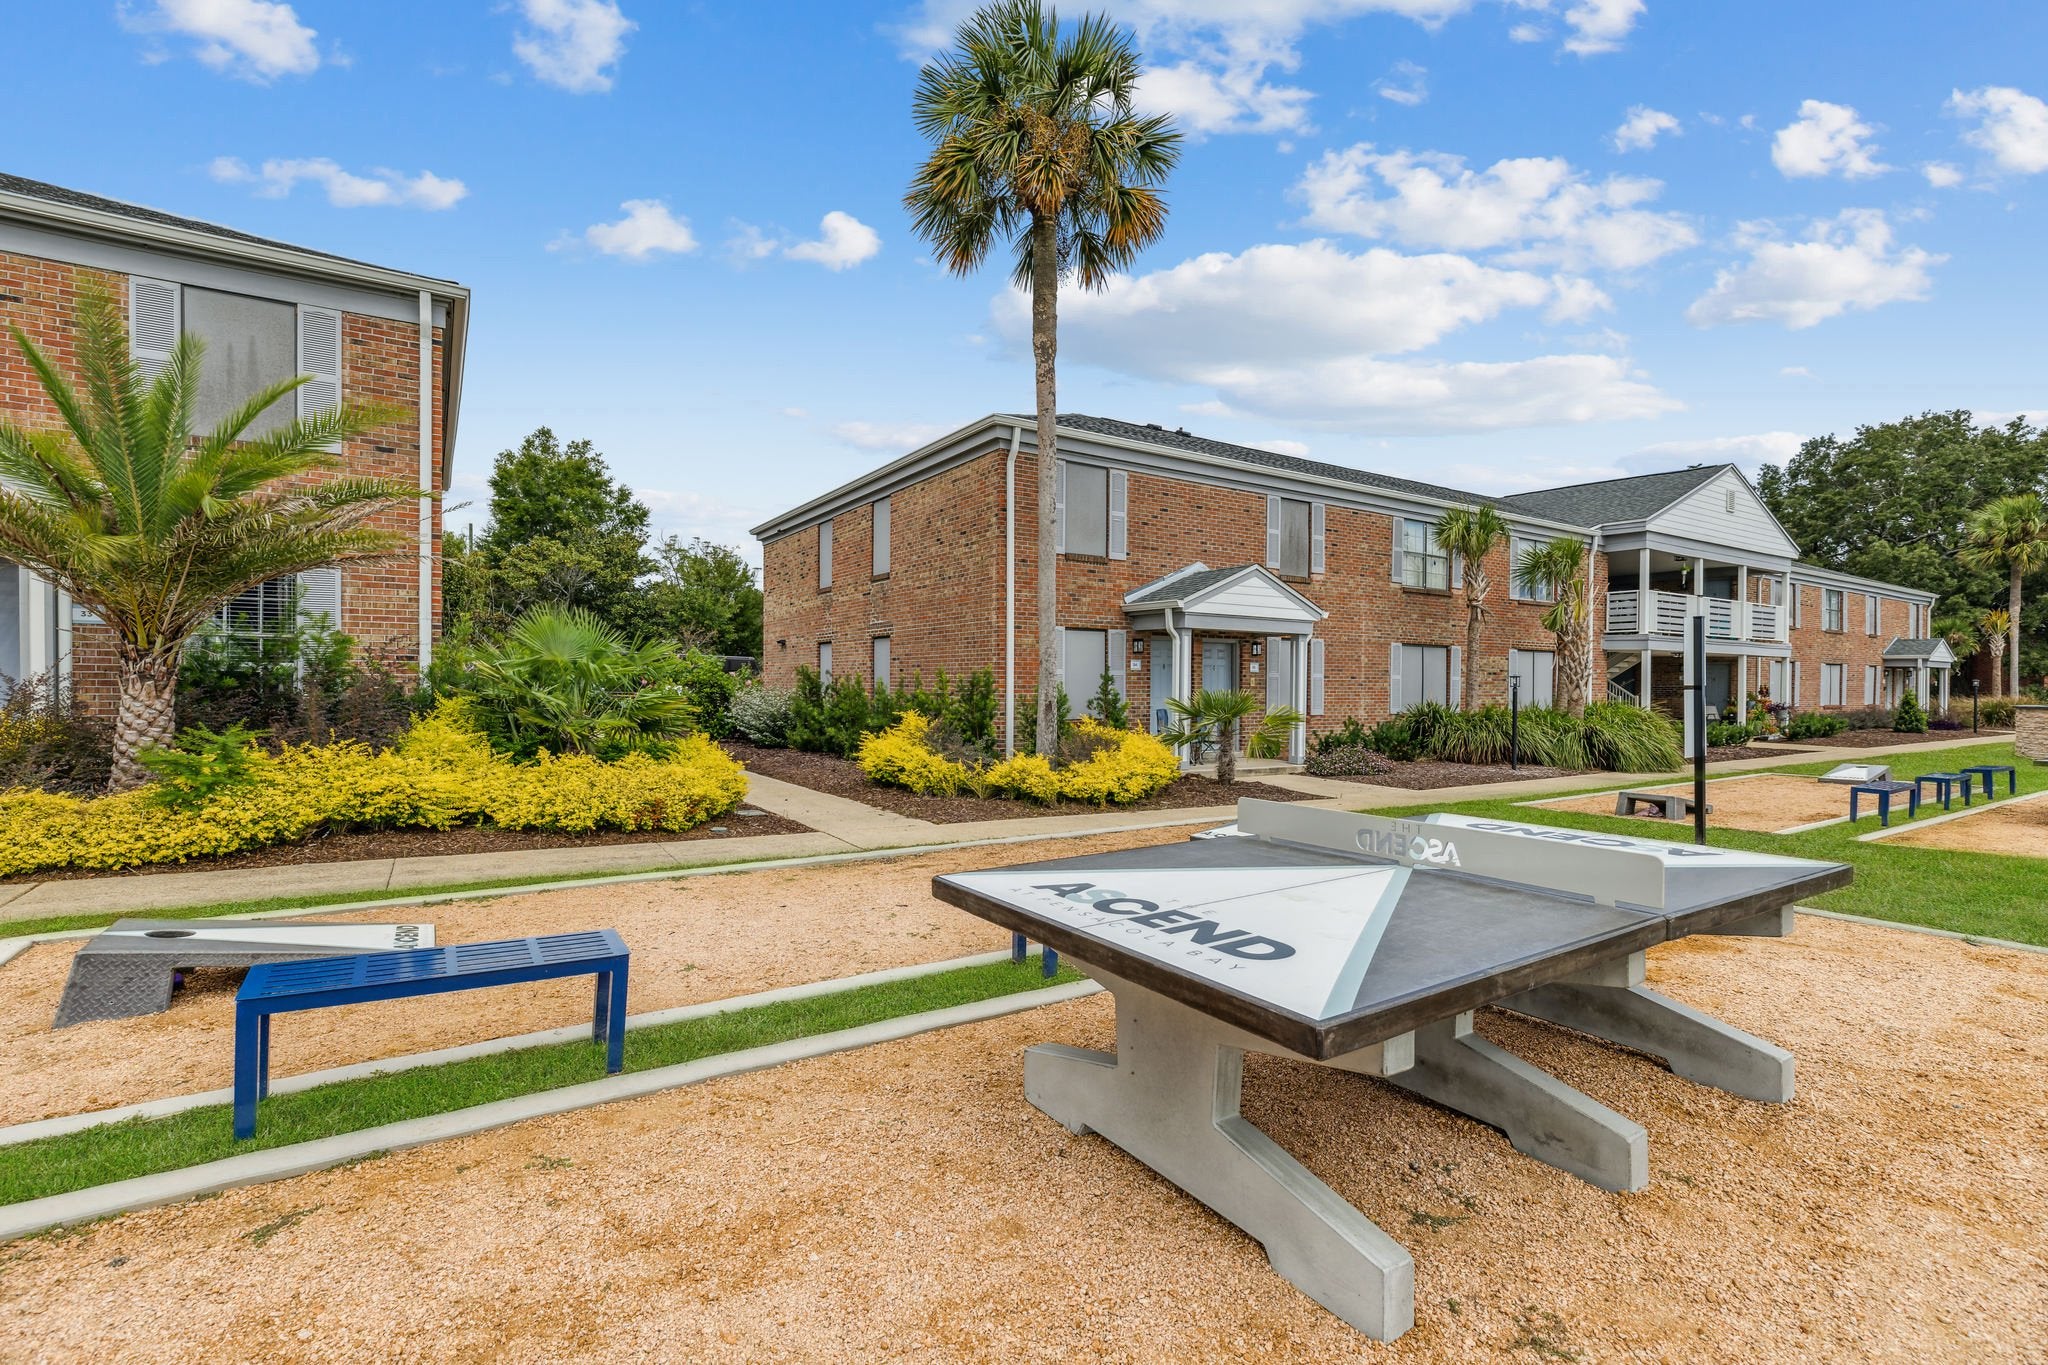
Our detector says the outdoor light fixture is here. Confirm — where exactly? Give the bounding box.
[1251,641,1262,656]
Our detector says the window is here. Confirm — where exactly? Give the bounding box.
[1394,644,1453,711]
[1063,462,1109,557]
[872,498,890,576]
[212,577,297,642]
[1820,662,1845,707]
[184,287,298,438]
[1508,649,1556,707]
[1398,519,1450,591]
[818,520,833,589]
[1823,589,1844,632]
[1062,628,1107,707]
[818,640,832,683]
[871,636,890,685]
[1276,497,1311,577]
[1510,536,1555,601]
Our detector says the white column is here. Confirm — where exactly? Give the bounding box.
[1736,566,1749,639]
[1737,655,1749,712]
[21,573,52,679]
[1915,664,1928,705]
[1294,633,1311,764]
[1939,668,1950,711]
[1637,548,1650,593]
[1640,648,1652,710]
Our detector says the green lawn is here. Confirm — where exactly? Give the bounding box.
[0,954,1079,1208]
[1382,741,2046,947]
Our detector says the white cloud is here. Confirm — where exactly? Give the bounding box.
[1297,145,1697,272]
[512,0,634,93]
[209,156,467,210]
[125,0,319,81]
[1780,365,1814,378]
[1545,275,1612,321]
[1559,0,1644,55]
[1136,58,1314,135]
[1975,408,2048,428]
[1507,22,1546,42]
[1949,86,2048,176]
[1253,438,1312,457]
[1611,105,1680,152]
[784,212,883,270]
[1686,210,1942,330]
[1771,100,1890,179]
[553,199,697,260]
[1921,161,1964,189]
[1619,431,1804,476]
[831,420,950,451]
[990,238,1677,432]
[637,488,767,567]
[1374,60,1428,107]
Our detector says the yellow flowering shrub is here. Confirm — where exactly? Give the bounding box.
[0,701,749,877]
[855,713,1179,807]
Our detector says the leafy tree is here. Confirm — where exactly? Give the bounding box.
[0,278,410,789]
[481,426,648,549]
[1961,494,2048,696]
[1435,504,1511,711]
[1514,535,1592,716]
[643,536,763,657]
[1159,689,1302,786]
[906,0,1180,756]
[1086,667,1129,728]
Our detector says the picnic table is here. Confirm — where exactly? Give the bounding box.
[934,801,1847,1340]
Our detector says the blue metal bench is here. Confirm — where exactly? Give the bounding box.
[1914,772,1961,811]
[1848,780,1918,828]
[234,930,629,1140]
[1959,764,2018,799]
[1011,932,1059,978]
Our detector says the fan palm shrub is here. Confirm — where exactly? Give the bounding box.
[458,606,696,761]
[906,0,1180,754]
[0,278,413,789]
[1962,494,2048,696]
[1978,608,2012,697]
[1435,505,1511,710]
[1159,688,1302,785]
[1514,535,1592,715]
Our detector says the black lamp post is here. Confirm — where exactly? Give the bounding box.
[1509,674,1521,771]
[1971,677,1980,734]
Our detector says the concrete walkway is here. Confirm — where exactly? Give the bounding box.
[0,732,2009,924]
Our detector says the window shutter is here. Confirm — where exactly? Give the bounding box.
[1265,495,1281,569]
[819,521,833,589]
[872,636,890,684]
[1791,587,1801,629]
[1451,550,1465,587]
[1107,629,1127,700]
[1265,636,1284,710]
[1309,637,1325,716]
[1106,469,1128,560]
[1309,502,1326,575]
[1865,595,1876,635]
[1449,646,1463,709]
[129,277,180,380]
[1388,642,1404,713]
[1791,661,1802,706]
[872,498,890,576]
[295,568,341,630]
[1053,461,1067,554]
[1391,519,1405,583]
[1862,666,1873,704]
[296,305,343,435]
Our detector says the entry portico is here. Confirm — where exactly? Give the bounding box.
[1123,563,1327,763]
[1881,637,1956,711]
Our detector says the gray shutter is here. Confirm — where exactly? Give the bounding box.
[1107,629,1127,701]
[1107,469,1128,560]
[1791,587,1801,629]
[1054,461,1067,554]
[1309,637,1325,716]
[819,520,833,589]
[1266,636,1284,709]
[296,304,343,441]
[1449,645,1463,709]
[1390,518,1405,583]
[872,498,890,576]
[1265,495,1281,569]
[1864,594,1876,635]
[1791,661,1802,706]
[1310,501,1325,575]
[295,568,341,631]
[129,277,180,380]
[872,635,890,684]
[1452,550,1465,587]
[1862,665,1873,704]
[1388,641,1404,713]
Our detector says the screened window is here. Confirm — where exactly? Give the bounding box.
[1064,462,1109,557]
[1510,536,1555,602]
[1400,519,1450,591]
[818,520,833,590]
[183,287,297,438]
[1277,497,1311,578]
[818,640,832,683]
[1398,644,1452,709]
[1508,648,1556,707]
[1062,628,1107,706]
[1823,589,1844,632]
[212,577,296,641]
[1820,662,1845,707]
[871,498,890,576]
[871,636,890,685]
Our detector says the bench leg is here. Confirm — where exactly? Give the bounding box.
[1849,791,1860,822]
[1011,931,1027,966]
[1502,982,1793,1103]
[1879,793,1891,828]
[257,1014,272,1100]
[604,967,628,1074]
[1043,947,1059,979]
[234,1007,263,1141]
[592,971,610,1045]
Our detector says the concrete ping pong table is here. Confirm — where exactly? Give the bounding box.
[933,800,1850,1341]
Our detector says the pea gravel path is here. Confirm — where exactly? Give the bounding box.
[1,915,2041,1362]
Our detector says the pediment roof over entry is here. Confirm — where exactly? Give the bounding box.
[1124,563,1328,633]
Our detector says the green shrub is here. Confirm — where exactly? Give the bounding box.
[726,682,792,746]
[1303,744,1388,777]
[456,607,696,761]
[1838,706,1893,730]
[822,674,875,758]
[1578,702,1684,772]
[785,667,828,752]
[1706,720,1757,748]
[0,673,111,795]
[1087,669,1130,729]
[1981,697,2017,728]
[136,724,267,811]
[1785,711,1848,740]
[1364,717,1423,762]
[1312,718,1372,755]
[1891,689,1928,733]
[954,669,998,750]
[1014,684,1072,756]
[675,650,744,739]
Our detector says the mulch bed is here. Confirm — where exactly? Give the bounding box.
[1313,759,1593,789]
[1,807,812,883]
[1704,743,1818,762]
[1761,728,2004,749]
[724,740,1312,823]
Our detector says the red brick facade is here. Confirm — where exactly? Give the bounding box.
[1785,579,1928,711]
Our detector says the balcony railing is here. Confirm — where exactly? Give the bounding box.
[1604,590,1787,643]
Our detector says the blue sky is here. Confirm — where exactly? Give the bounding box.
[9,1,2048,559]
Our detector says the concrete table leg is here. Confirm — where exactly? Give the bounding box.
[1383,1012,1648,1193]
[1023,979,1415,1341]
[1502,983,1794,1103]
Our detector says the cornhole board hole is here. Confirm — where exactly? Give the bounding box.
[1820,763,1890,785]
[52,919,433,1029]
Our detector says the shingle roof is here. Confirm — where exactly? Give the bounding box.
[1882,637,1948,660]
[1496,464,1728,526]
[0,171,456,283]
[1125,564,1248,605]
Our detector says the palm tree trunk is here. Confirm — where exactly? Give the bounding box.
[1463,572,1483,711]
[1216,725,1236,786]
[1031,210,1061,758]
[111,651,177,792]
[2011,568,2024,697]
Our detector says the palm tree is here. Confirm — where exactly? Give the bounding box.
[906,0,1180,756]
[1159,688,1303,786]
[1978,608,2012,697]
[460,605,696,761]
[1514,535,1591,716]
[1961,494,2048,696]
[0,278,414,789]
[1435,504,1511,710]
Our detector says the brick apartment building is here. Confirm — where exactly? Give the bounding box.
[756,415,1951,760]
[0,172,469,710]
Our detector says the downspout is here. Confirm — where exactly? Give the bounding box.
[417,290,435,679]
[1004,424,1022,757]
[1163,605,1187,770]
[1586,528,1601,704]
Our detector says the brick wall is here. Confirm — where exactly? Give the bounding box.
[1786,582,1924,710]
[0,249,445,713]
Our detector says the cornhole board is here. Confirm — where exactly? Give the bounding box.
[1820,763,1890,785]
[934,801,1849,1341]
[53,919,433,1028]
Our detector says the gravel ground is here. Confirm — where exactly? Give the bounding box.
[1888,795,2048,859]
[0,827,1193,1127]
[1545,775,1853,832]
[0,915,2041,1362]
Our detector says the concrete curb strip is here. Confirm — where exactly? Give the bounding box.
[1852,786,2048,842]
[0,949,1024,1148]
[1795,906,2048,956]
[0,978,1103,1242]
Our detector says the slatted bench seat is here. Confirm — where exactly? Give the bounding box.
[1614,789,1709,819]
[233,930,628,1140]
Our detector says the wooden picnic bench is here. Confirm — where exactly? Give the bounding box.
[233,930,629,1140]
[1614,789,1710,819]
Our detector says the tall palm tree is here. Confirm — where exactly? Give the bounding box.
[1514,535,1591,716]
[1435,504,1511,710]
[1961,493,2048,696]
[0,278,415,789]
[906,0,1180,756]
[1978,608,2012,698]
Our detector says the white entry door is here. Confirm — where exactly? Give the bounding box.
[1201,639,1239,756]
